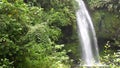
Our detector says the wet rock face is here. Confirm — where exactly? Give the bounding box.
[91,11,120,51]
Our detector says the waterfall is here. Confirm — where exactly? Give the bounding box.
[75,0,100,66]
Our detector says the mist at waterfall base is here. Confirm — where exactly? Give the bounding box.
[75,0,102,66]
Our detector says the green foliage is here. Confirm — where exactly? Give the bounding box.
[100,41,120,68]
[87,0,120,13]
[92,11,120,39]
[0,58,14,68]
[0,1,29,67]
[26,0,76,11]
[0,0,76,68]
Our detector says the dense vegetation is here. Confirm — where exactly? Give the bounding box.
[0,0,120,68]
[0,0,76,68]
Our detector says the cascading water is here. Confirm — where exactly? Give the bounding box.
[75,0,100,66]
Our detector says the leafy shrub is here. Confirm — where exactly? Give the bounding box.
[0,58,14,68]
[100,41,120,68]
[0,0,76,68]
[87,0,120,13]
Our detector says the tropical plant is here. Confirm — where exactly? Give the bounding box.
[0,0,76,68]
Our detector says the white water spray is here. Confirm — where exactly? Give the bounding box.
[76,0,100,65]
